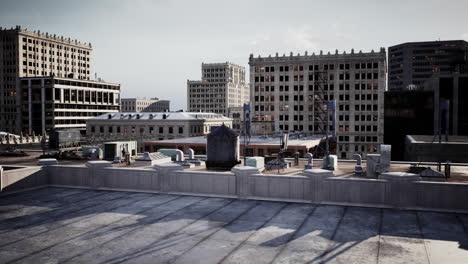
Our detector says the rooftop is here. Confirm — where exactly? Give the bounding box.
[147,135,322,148]
[1,187,467,264]
[407,135,468,144]
[19,76,120,86]
[249,48,386,64]
[389,39,468,48]
[90,112,232,121]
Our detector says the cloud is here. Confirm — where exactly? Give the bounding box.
[462,33,468,41]
[285,27,320,51]
[248,27,320,55]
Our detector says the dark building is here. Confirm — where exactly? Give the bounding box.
[384,91,434,160]
[388,40,468,91]
[424,73,468,136]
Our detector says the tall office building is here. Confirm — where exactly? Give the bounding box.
[187,62,249,116]
[388,40,468,91]
[249,49,387,159]
[20,76,120,134]
[0,25,93,133]
[121,98,170,112]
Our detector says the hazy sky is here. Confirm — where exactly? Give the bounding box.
[1,0,468,110]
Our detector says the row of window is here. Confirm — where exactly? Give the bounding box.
[255,63,380,73]
[255,82,379,93]
[22,37,90,55]
[254,72,380,83]
[91,125,185,135]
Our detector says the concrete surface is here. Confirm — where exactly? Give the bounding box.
[0,187,467,264]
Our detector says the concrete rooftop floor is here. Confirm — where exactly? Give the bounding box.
[0,188,467,264]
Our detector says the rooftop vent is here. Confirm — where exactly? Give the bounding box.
[128,114,133,119]
[136,114,141,119]
[149,114,155,119]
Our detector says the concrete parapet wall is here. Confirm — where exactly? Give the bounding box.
[0,166,46,194]
[323,177,387,207]
[171,171,236,197]
[248,174,311,202]
[3,164,468,213]
[413,182,468,212]
[48,165,90,188]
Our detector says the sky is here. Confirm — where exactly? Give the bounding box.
[1,0,468,110]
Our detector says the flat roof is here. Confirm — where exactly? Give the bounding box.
[91,112,232,121]
[408,135,468,144]
[146,135,322,148]
[1,187,467,263]
[19,76,120,86]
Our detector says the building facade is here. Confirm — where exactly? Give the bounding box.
[388,40,468,91]
[20,76,120,134]
[187,62,249,116]
[249,49,387,159]
[384,90,434,160]
[86,112,232,152]
[424,73,468,136]
[121,98,170,112]
[0,25,94,133]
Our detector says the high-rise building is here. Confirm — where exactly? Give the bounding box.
[0,25,93,133]
[187,62,249,116]
[384,90,434,160]
[20,76,120,134]
[424,72,468,136]
[388,40,468,91]
[249,49,387,159]
[121,98,170,112]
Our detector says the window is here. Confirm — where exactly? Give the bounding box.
[169,127,173,134]
[179,127,183,134]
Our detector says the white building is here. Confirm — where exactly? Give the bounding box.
[86,112,232,152]
[187,62,249,116]
[121,98,170,112]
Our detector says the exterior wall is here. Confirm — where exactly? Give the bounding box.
[249,49,387,159]
[388,40,468,91]
[3,164,468,213]
[187,62,249,116]
[405,135,468,163]
[227,106,243,132]
[424,73,468,136]
[5,164,462,213]
[19,77,120,134]
[0,26,93,133]
[86,113,232,152]
[121,98,170,112]
[0,166,46,193]
[384,91,434,160]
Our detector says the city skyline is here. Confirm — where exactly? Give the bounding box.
[1,0,468,110]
